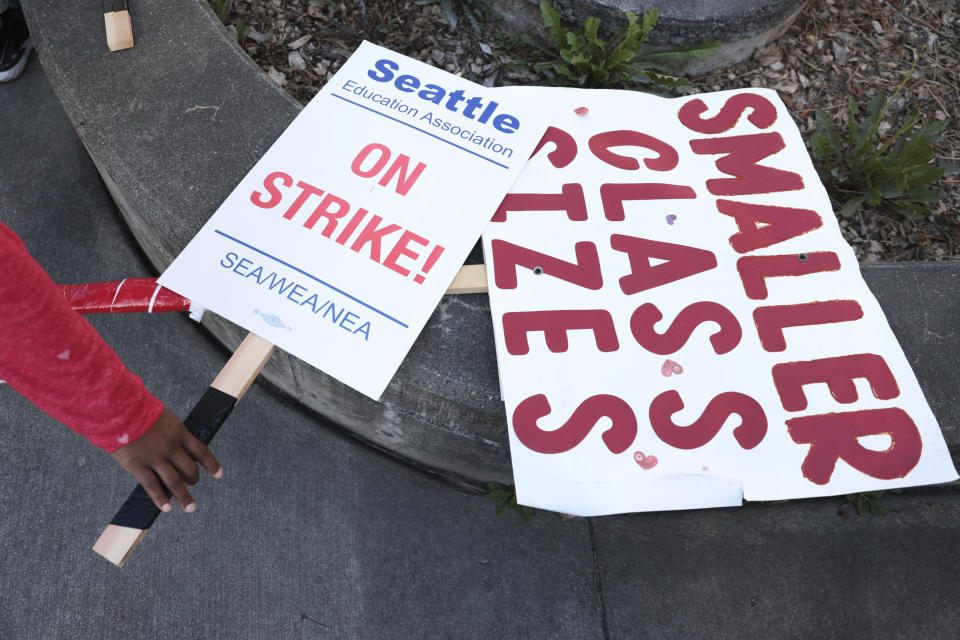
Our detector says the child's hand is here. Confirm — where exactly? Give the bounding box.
[110,408,223,513]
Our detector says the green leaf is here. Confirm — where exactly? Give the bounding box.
[843,491,896,517]
[608,48,634,65]
[539,1,567,46]
[584,18,602,47]
[640,41,721,65]
[641,8,659,34]
[234,17,248,43]
[838,196,866,217]
[556,64,576,80]
[878,181,904,199]
[485,482,536,522]
[540,1,562,30]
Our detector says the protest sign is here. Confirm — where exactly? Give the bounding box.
[160,41,546,399]
[482,87,957,516]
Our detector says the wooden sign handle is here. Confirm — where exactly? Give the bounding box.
[92,265,488,566]
[92,333,274,566]
[446,264,487,294]
[103,0,134,51]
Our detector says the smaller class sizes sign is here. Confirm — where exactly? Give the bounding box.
[482,87,957,516]
[160,41,546,399]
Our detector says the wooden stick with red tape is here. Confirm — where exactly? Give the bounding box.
[90,265,487,566]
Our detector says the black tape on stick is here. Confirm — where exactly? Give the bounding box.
[109,485,161,531]
[110,387,235,529]
[184,387,236,445]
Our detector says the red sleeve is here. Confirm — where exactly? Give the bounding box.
[0,222,163,452]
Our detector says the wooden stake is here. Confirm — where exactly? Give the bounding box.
[103,0,134,51]
[93,265,489,566]
[445,264,488,294]
[93,333,274,566]
[91,525,146,567]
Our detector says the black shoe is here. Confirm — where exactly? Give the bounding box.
[0,8,32,83]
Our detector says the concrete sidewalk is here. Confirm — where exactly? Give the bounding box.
[2,56,960,640]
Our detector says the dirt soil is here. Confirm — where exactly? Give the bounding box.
[227,0,959,262]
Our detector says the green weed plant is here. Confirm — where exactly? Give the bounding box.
[486,482,536,522]
[809,61,947,220]
[843,491,897,517]
[529,2,718,92]
[208,0,246,43]
[235,17,249,44]
[210,0,231,23]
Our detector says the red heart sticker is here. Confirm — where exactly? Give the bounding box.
[633,451,658,470]
[660,359,683,377]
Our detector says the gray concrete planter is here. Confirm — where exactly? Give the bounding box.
[494,0,808,72]
[21,0,959,489]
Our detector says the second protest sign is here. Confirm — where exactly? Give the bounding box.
[482,87,957,516]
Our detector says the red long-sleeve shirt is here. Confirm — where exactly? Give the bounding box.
[0,222,163,452]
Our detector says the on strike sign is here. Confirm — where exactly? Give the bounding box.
[482,87,957,516]
[160,41,546,399]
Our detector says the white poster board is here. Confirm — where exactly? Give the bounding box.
[160,41,547,399]
[482,87,957,516]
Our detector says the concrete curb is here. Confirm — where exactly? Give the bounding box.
[20,0,960,490]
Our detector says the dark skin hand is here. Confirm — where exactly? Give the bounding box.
[111,408,223,513]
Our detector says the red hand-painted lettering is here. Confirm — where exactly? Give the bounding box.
[630,301,742,355]
[787,408,922,483]
[503,310,619,355]
[513,393,637,454]
[610,234,717,294]
[772,353,900,411]
[650,390,767,449]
